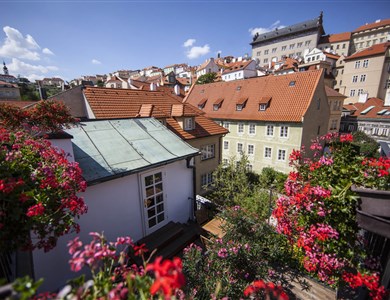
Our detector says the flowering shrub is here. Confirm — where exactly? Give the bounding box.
[244,280,289,300]
[273,133,390,293]
[0,101,85,252]
[0,128,87,252]
[0,100,77,133]
[342,271,387,300]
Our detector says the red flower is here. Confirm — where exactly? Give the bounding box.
[339,133,353,143]
[134,243,148,256]
[146,256,185,297]
[26,203,45,217]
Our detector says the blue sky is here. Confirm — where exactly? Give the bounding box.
[1,0,389,82]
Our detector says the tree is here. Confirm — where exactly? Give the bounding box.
[96,79,104,87]
[196,72,217,85]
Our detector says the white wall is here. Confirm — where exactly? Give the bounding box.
[33,159,193,292]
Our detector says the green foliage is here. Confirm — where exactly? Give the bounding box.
[196,72,217,85]
[18,83,40,101]
[207,155,252,207]
[11,276,43,300]
[96,80,104,87]
[259,167,287,193]
[183,207,292,298]
[352,131,379,158]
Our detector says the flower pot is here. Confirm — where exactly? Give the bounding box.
[352,186,390,218]
[356,210,390,239]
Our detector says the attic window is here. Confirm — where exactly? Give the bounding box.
[236,86,241,91]
[213,98,224,111]
[259,104,267,111]
[184,117,195,130]
[236,97,248,111]
[200,89,204,93]
[198,98,207,109]
[236,104,243,111]
[258,96,271,111]
[289,81,296,86]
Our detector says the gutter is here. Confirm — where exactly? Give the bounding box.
[186,157,197,221]
[86,152,199,186]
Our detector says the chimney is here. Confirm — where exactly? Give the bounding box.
[174,84,180,96]
[150,83,156,91]
[358,92,368,103]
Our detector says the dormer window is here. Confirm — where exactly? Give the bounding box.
[213,98,224,111]
[198,98,207,109]
[236,97,248,111]
[184,117,195,130]
[258,96,271,111]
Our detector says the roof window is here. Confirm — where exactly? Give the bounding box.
[360,106,375,115]
[236,86,241,91]
[289,81,296,86]
[377,109,388,115]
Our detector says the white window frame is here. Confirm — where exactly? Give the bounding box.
[350,89,356,97]
[237,142,243,153]
[248,144,254,155]
[264,147,272,158]
[201,144,215,161]
[360,74,366,82]
[363,59,369,68]
[259,104,267,111]
[352,75,358,83]
[280,126,288,138]
[355,61,361,69]
[248,124,256,135]
[223,122,230,130]
[357,89,364,96]
[201,172,213,187]
[184,117,194,130]
[223,140,229,150]
[266,125,274,136]
[237,122,244,134]
[277,149,286,161]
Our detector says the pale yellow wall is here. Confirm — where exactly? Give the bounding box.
[187,135,223,195]
[378,54,390,100]
[219,120,303,174]
[351,26,390,53]
[327,96,344,132]
[301,79,330,151]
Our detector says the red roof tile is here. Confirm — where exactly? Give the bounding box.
[345,42,390,61]
[325,86,346,98]
[343,98,390,119]
[328,32,351,42]
[83,87,227,139]
[222,60,253,75]
[353,19,390,33]
[184,70,323,123]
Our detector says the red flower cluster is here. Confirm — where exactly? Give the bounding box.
[244,280,289,299]
[146,256,185,298]
[342,272,388,300]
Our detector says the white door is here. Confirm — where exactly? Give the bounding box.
[141,170,168,235]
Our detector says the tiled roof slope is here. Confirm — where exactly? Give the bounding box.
[222,60,253,75]
[344,98,390,120]
[345,42,389,61]
[184,70,323,123]
[353,19,390,33]
[0,100,38,108]
[328,32,351,42]
[83,87,228,140]
[325,86,346,98]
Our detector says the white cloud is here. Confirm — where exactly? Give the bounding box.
[183,38,196,48]
[249,20,285,36]
[7,58,58,80]
[0,26,42,61]
[92,59,101,65]
[186,45,210,59]
[42,48,54,55]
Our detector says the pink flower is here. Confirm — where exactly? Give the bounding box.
[26,203,45,217]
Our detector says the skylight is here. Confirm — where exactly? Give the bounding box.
[360,106,375,115]
[377,109,388,115]
[289,81,296,86]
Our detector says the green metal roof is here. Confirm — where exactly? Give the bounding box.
[66,118,199,184]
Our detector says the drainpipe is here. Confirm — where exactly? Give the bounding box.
[186,156,197,221]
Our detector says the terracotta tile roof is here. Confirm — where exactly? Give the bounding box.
[325,86,346,98]
[176,77,191,86]
[237,97,248,105]
[328,32,351,43]
[353,19,390,33]
[184,70,323,123]
[345,42,390,61]
[0,80,18,88]
[222,60,253,75]
[343,98,390,119]
[106,75,122,83]
[82,87,227,139]
[214,98,224,105]
[259,96,271,104]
